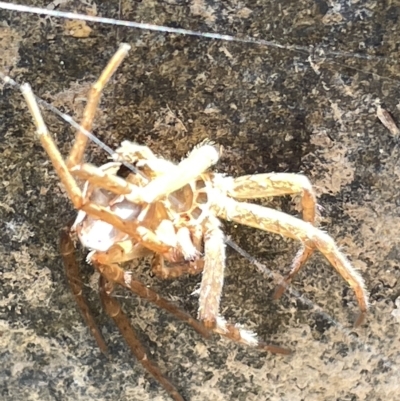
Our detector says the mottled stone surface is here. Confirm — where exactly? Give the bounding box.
[1,1,400,400]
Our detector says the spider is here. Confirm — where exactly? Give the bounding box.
[20,43,368,401]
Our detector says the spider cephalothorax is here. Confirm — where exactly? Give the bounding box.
[21,43,368,401]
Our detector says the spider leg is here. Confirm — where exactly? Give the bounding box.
[217,198,368,326]
[93,239,203,279]
[151,254,290,355]
[21,84,84,208]
[223,173,317,299]
[91,240,153,266]
[125,142,220,204]
[98,275,185,401]
[198,216,226,329]
[60,224,108,354]
[67,43,131,168]
[214,317,291,355]
[225,173,316,222]
[151,254,204,279]
[151,224,203,279]
[70,162,136,196]
[273,244,315,300]
[91,259,211,339]
[195,216,290,353]
[21,84,173,255]
[176,227,200,260]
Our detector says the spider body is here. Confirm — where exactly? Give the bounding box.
[20,43,368,401]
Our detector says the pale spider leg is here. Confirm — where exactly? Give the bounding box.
[223,173,317,298]
[125,143,220,204]
[198,216,226,329]
[176,227,199,260]
[151,253,204,279]
[151,257,290,355]
[70,162,135,195]
[59,224,108,354]
[21,83,83,208]
[91,260,211,339]
[225,173,316,221]
[66,43,131,168]
[191,225,204,254]
[216,198,368,327]
[98,276,185,401]
[214,317,291,355]
[20,83,172,255]
[151,226,204,278]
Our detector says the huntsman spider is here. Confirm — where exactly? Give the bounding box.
[20,43,368,401]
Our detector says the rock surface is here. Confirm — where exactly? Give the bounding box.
[0,1,399,400]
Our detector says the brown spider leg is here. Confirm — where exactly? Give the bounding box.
[151,254,204,279]
[67,43,131,168]
[99,276,184,401]
[148,257,290,354]
[91,259,211,339]
[217,198,368,326]
[198,216,226,329]
[225,173,317,299]
[94,240,153,266]
[98,276,185,401]
[60,224,108,354]
[273,245,315,300]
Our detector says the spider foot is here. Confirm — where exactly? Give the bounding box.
[273,244,315,299]
[272,278,292,300]
[258,342,292,355]
[213,317,290,354]
[354,310,366,327]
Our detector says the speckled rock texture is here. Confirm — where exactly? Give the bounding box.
[1,1,399,400]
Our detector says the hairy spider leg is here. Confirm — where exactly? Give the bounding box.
[224,173,318,298]
[151,254,204,278]
[92,246,289,353]
[91,260,210,339]
[197,215,226,329]
[60,224,108,354]
[152,248,290,353]
[217,197,368,327]
[60,227,214,400]
[67,43,131,168]
[98,276,185,401]
[212,317,291,354]
[124,142,221,205]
